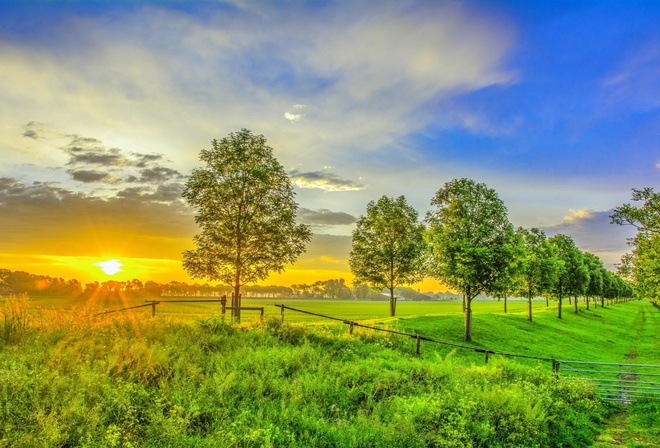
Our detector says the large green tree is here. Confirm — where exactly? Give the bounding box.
[548,234,589,318]
[349,195,427,317]
[611,187,660,302]
[426,178,514,341]
[182,129,312,321]
[516,227,559,321]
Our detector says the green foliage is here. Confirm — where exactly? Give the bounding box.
[0,308,614,447]
[548,234,590,317]
[611,187,660,303]
[182,129,312,317]
[349,195,427,316]
[426,178,515,340]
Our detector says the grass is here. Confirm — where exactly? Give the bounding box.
[1,295,659,446]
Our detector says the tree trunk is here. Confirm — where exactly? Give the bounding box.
[574,296,578,313]
[462,294,466,313]
[389,287,396,317]
[503,296,507,314]
[585,296,590,310]
[545,296,549,307]
[601,297,605,307]
[568,296,572,305]
[527,289,533,322]
[558,295,562,319]
[464,286,472,341]
[234,283,241,322]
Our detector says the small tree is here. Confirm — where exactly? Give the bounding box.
[426,178,514,341]
[583,252,605,310]
[548,234,589,318]
[491,229,525,314]
[516,227,559,321]
[182,129,312,321]
[349,196,427,317]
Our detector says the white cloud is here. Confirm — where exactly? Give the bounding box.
[284,111,304,122]
[563,208,594,223]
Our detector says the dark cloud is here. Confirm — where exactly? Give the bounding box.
[298,207,357,226]
[116,183,184,203]
[541,210,637,268]
[56,132,183,186]
[0,177,195,257]
[139,167,183,183]
[68,169,112,183]
[22,121,46,140]
[289,170,366,191]
[134,154,165,168]
[23,129,39,139]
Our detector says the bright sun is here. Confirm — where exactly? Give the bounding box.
[94,259,123,276]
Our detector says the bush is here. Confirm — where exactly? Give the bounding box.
[0,314,608,447]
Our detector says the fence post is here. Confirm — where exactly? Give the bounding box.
[552,359,559,377]
[484,350,490,364]
[260,307,264,320]
[151,301,157,317]
[221,295,227,315]
[280,304,285,323]
[618,364,623,402]
[416,335,421,356]
[349,322,354,335]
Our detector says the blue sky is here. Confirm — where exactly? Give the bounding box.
[0,0,657,288]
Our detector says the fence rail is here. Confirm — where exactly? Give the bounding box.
[273,303,660,403]
[274,303,558,369]
[558,360,660,402]
[93,297,263,319]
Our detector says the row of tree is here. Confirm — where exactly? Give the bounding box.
[349,179,634,341]
[179,130,636,332]
[0,269,83,297]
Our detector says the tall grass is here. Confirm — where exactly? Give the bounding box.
[1,301,611,448]
[1,294,30,343]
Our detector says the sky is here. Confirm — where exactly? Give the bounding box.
[0,0,657,292]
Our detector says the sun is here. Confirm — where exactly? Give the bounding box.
[94,259,123,276]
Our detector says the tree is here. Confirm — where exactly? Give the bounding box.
[182,129,312,321]
[583,252,605,310]
[516,227,559,321]
[611,187,660,233]
[491,229,525,314]
[548,234,589,318]
[426,178,514,341]
[611,187,660,302]
[349,195,427,316]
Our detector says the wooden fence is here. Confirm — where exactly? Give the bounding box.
[274,303,660,403]
[274,303,559,372]
[94,296,263,321]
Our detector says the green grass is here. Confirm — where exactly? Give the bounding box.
[2,296,659,446]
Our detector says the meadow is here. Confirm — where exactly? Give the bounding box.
[2,295,659,447]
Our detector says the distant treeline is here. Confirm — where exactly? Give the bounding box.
[0,269,460,301]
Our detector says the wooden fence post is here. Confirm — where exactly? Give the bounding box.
[151,301,157,317]
[552,359,559,377]
[280,304,285,323]
[416,335,421,356]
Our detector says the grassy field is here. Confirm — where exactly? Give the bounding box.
[2,295,659,446]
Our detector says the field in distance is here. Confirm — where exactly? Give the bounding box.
[22,295,660,366]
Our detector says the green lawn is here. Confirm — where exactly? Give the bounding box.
[2,295,659,446]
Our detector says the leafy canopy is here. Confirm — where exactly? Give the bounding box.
[182,129,312,291]
[349,195,426,316]
[426,178,514,301]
